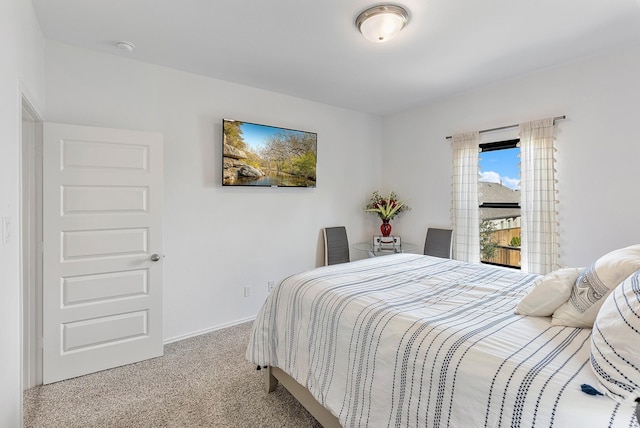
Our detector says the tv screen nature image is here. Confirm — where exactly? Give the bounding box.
[222,119,317,187]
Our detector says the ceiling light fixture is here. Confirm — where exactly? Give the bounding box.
[356,4,409,43]
[115,41,135,53]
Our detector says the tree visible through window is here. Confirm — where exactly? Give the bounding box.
[479,140,521,268]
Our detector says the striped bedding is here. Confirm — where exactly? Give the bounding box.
[247,254,638,427]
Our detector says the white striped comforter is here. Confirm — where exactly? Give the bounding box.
[247,254,638,427]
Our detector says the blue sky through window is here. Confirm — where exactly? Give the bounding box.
[479,147,520,190]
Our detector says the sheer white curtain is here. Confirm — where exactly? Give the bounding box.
[519,118,559,274]
[451,132,481,263]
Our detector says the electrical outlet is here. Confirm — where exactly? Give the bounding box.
[268,280,275,292]
[243,286,251,297]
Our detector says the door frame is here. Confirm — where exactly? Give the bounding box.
[21,91,44,391]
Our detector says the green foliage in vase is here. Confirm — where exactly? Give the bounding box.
[365,191,410,220]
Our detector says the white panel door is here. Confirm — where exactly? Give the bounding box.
[42,122,163,384]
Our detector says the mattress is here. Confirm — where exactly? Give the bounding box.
[247,254,638,427]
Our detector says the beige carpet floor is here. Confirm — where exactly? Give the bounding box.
[24,321,322,427]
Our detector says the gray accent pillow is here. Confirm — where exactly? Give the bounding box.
[552,244,640,328]
[569,264,608,313]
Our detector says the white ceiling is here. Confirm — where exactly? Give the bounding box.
[31,0,640,116]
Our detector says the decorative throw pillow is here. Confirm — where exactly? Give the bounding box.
[515,267,583,316]
[590,270,640,403]
[551,244,640,328]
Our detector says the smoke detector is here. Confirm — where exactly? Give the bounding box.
[115,41,135,53]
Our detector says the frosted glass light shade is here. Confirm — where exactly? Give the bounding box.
[356,5,409,43]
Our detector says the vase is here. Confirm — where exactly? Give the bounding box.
[380,219,392,237]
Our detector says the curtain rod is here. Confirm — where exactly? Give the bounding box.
[445,115,566,140]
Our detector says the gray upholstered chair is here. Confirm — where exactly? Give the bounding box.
[423,228,453,259]
[323,226,350,266]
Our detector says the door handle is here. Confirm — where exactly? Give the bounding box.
[150,253,161,262]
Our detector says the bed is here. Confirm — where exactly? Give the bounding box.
[246,253,639,427]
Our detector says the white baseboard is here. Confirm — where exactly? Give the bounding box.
[163,316,256,345]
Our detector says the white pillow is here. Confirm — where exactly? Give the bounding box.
[552,244,640,328]
[590,270,640,403]
[515,267,583,316]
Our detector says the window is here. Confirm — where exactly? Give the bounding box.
[479,139,521,268]
[451,118,558,273]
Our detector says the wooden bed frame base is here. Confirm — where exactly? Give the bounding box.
[264,365,342,428]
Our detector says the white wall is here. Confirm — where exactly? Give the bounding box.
[0,0,45,426]
[382,41,640,268]
[43,41,382,341]
[19,22,640,424]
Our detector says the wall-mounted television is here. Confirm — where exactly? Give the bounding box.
[222,119,317,187]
